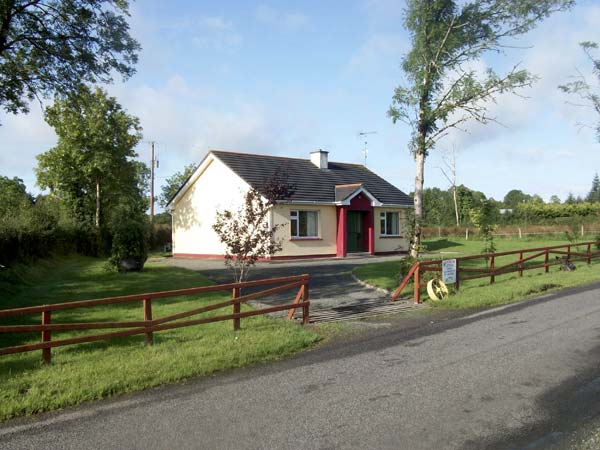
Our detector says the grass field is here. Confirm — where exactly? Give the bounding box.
[354,237,600,309]
[0,257,320,421]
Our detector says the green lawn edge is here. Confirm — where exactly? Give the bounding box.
[0,256,322,422]
[353,238,600,310]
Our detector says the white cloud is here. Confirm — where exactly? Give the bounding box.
[347,33,408,77]
[255,5,309,31]
[199,16,233,31]
[134,13,243,51]
[105,75,312,188]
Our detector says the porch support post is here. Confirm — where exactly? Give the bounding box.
[336,206,347,257]
[367,208,375,254]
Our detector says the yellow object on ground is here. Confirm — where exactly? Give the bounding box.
[427,279,449,301]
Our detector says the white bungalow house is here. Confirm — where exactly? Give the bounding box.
[166,149,413,260]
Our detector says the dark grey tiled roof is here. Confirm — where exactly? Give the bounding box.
[334,183,363,202]
[212,150,413,206]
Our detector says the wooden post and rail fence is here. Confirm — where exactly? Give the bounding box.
[391,241,600,305]
[0,274,310,365]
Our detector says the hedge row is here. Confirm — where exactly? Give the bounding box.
[0,223,173,267]
[0,225,103,266]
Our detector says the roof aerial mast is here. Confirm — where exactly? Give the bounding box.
[358,131,377,167]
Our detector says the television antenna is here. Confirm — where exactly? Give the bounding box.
[358,131,377,166]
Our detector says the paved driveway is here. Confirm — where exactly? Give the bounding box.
[3,283,600,449]
[167,255,414,319]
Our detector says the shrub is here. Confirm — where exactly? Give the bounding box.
[108,214,149,272]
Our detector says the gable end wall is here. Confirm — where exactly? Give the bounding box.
[171,157,250,256]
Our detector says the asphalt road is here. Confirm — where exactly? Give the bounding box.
[2,283,600,450]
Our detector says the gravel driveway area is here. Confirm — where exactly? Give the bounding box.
[166,254,412,319]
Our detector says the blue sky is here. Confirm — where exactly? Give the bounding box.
[1,0,599,209]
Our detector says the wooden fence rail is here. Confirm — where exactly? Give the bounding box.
[391,241,600,304]
[0,274,310,364]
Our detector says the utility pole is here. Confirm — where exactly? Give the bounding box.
[358,131,377,166]
[150,141,158,222]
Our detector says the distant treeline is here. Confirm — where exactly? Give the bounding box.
[421,180,600,227]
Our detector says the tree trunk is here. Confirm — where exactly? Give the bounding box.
[95,178,101,228]
[412,150,425,258]
[453,185,460,226]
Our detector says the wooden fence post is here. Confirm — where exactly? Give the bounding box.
[587,243,592,264]
[143,298,153,345]
[490,256,495,284]
[544,249,549,274]
[455,259,460,291]
[302,279,310,325]
[41,310,51,364]
[519,251,523,277]
[413,263,421,304]
[232,287,241,331]
[567,245,571,261]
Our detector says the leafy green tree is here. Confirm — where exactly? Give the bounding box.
[559,42,600,142]
[388,0,573,257]
[36,85,144,228]
[565,192,577,205]
[586,173,600,203]
[160,163,196,208]
[503,189,532,210]
[456,185,486,225]
[0,0,139,119]
[423,187,454,226]
[470,199,497,255]
[0,176,32,218]
[549,195,562,204]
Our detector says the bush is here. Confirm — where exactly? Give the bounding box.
[108,215,149,272]
[148,223,172,251]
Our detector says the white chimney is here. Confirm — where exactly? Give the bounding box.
[310,149,329,169]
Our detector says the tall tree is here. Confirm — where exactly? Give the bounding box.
[160,163,196,208]
[0,175,32,218]
[586,173,600,203]
[559,42,600,142]
[438,145,460,226]
[388,0,573,257]
[503,189,532,209]
[0,0,139,120]
[36,85,144,228]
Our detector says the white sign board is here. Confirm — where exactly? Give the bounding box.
[442,259,457,284]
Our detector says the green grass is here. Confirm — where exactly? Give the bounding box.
[0,256,320,421]
[354,237,600,309]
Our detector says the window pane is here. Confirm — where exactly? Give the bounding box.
[391,213,399,235]
[307,211,318,236]
[291,218,298,237]
[380,217,386,234]
[299,211,307,236]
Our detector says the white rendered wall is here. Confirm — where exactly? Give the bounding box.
[171,157,250,256]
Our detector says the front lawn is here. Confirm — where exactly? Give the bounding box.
[0,257,320,421]
[354,237,600,309]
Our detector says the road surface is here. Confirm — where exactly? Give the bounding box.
[1,283,600,449]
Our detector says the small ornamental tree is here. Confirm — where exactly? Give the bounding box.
[213,170,295,283]
[470,200,496,256]
[213,189,281,283]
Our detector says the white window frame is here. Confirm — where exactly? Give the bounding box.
[380,211,400,236]
[290,210,319,238]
